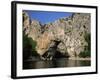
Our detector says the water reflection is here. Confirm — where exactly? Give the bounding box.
[23,58,91,69]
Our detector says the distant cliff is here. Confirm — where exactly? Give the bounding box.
[23,12,91,60]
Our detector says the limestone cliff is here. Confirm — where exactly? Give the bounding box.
[23,12,41,41]
[23,12,91,59]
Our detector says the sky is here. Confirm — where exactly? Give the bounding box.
[24,10,73,24]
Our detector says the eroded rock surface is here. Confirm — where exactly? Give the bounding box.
[23,12,41,41]
[23,12,90,59]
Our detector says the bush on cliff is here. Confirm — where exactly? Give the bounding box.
[23,32,38,60]
[79,33,91,58]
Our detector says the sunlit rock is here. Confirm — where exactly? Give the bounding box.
[23,12,90,59]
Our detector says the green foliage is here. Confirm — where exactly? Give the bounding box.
[79,33,91,58]
[84,32,91,50]
[23,34,30,48]
[28,38,38,56]
[79,48,91,58]
[28,38,37,50]
[23,32,38,60]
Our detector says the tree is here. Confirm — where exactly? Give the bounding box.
[23,31,38,60]
[79,33,91,58]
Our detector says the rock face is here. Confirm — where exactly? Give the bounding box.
[23,12,41,41]
[23,12,90,59]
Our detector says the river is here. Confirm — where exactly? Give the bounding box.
[23,58,91,69]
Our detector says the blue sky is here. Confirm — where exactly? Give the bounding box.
[24,10,73,24]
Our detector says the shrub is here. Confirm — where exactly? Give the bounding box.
[23,33,38,60]
[79,33,91,58]
[79,49,91,58]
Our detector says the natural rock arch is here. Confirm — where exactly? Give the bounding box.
[23,12,90,60]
